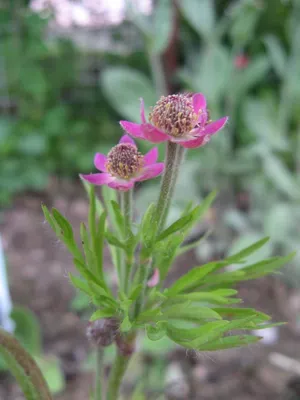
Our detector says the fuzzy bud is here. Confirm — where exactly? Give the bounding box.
[86,318,119,347]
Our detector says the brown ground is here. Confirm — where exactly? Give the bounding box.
[1,179,300,400]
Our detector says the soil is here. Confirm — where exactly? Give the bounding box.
[1,179,300,400]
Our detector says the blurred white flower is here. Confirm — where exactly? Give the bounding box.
[30,0,152,28]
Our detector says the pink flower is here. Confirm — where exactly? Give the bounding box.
[120,93,228,149]
[234,54,249,69]
[147,268,160,287]
[80,135,164,191]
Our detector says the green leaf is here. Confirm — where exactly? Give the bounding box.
[34,356,65,395]
[10,307,42,356]
[179,0,215,39]
[120,316,132,332]
[111,201,125,235]
[264,35,286,77]
[90,309,116,321]
[0,328,53,400]
[41,205,57,234]
[73,258,109,293]
[162,304,221,322]
[227,236,270,263]
[156,212,195,242]
[51,209,73,240]
[150,0,173,54]
[129,284,143,301]
[80,223,95,270]
[165,262,225,296]
[140,203,157,249]
[101,67,156,122]
[146,322,167,341]
[69,274,92,296]
[212,308,270,322]
[196,335,261,351]
[105,231,126,250]
[167,321,228,344]
[95,211,107,279]
[173,291,241,305]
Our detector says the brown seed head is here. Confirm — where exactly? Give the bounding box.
[105,143,144,180]
[149,94,198,137]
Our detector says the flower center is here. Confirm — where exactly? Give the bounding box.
[105,143,144,180]
[149,94,198,137]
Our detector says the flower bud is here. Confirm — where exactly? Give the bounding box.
[86,318,119,347]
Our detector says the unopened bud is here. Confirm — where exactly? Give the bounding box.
[86,318,119,347]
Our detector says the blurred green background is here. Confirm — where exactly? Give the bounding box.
[1,0,300,277]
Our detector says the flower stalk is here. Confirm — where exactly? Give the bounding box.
[106,351,131,400]
[95,347,105,400]
[121,189,133,294]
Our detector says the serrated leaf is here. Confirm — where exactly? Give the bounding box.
[90,309,116,321]
[111,201,125,235]
[80,223,96,270]
[156,212,195,242]
[95,211,106,279]
[146,322,167,341]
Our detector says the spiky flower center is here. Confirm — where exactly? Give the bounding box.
[149,94,199,137]
[106,143,144,180]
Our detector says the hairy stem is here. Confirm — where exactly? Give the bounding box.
[95,348,104,400]
[106,351,130,400]
[156,142,184,233]
[120,190,133,294]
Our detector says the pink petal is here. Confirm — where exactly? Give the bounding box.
[143,147,158,166]
[202,117,228,135]
[80,173,114,185]
[94,153,107,172]
[119,134,136,146]
[198,109,208,125]
[140,98,146,123]
[147,268,160,287]
[120,121,144,138]
[108,180,134,191]
[179,135,210,149]
[141,124,169,143]
[135,163,164,182]
[193,93,206,113]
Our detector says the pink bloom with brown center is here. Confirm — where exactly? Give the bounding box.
[80,135,164,191]
[120,93,228,149]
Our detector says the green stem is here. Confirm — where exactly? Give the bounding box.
[106,351,130,400]
[95,348,104,400]
[133,256,152,318]
[156,142,184,233]
[121,190,133,294]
